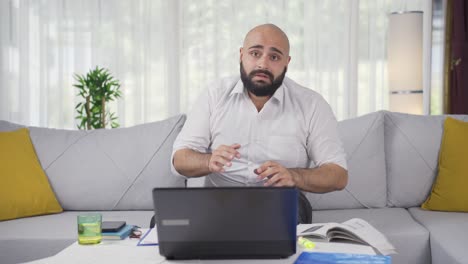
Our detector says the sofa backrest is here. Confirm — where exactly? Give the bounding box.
[305,111,387,210]
[0,115,186,211]
[4,110,467,212]
[384,111,468,208]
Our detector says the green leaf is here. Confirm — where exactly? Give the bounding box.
[73,66,122,130]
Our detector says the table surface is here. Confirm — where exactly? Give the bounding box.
[21,229,376,264]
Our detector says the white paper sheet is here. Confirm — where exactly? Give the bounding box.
[138,228,159,246]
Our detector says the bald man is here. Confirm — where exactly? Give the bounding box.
[171,24,348,223]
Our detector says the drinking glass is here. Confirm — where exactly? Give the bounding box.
[77,213,102,245]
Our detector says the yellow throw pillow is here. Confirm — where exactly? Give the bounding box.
[422,117,468,212]
[0,128,62,221]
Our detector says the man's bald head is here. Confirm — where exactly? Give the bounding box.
[242,24,290,57]
[239,24,290,98]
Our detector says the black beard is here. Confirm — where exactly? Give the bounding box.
[240,63,287,97]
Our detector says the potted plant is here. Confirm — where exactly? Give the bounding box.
[73,66,122,129]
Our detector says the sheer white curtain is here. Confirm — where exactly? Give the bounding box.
[0,0,427,129]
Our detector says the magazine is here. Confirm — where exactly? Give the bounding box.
[297,218,396,255]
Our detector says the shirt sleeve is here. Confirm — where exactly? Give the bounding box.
[306,97,348,170]
[170,87,213,178]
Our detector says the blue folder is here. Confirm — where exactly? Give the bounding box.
[295,252,391,264]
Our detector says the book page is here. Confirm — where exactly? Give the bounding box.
[297,223,340,239]
[327,229,367,244]
[337,218,396,255]
[298,219,396,256]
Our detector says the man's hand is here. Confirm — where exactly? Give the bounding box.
[208,143,241,173]
[255,161,348,191]
[255,161,297,187]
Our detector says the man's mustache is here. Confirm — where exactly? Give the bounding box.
[248,70,274,82]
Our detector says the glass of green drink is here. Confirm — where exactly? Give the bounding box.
[77,213,102,245]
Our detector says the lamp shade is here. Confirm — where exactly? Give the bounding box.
[387,11,423,114]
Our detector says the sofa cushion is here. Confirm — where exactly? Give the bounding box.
[0,120,23,131]
[305,111,386,209]
[0,211,154,240]
[422,117,468,212]
[313,208,430,264]
[0,128,62,221]
[0,115,186,210]
[384,112,468,208]
[409,207,468,264]
[0,211,154,264]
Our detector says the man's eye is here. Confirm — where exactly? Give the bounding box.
[271,55,280,61]
[250,51,260,57]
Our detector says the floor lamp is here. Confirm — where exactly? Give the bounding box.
[388,11,424,115]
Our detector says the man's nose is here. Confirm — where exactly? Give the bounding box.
[256,54,269,70]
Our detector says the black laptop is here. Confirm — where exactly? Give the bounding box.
[152,187,298,260]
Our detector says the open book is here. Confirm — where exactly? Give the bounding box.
[297,218,396,256]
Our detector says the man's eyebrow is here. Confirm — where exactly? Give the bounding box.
[248,45,264,50]
[269,47,284,56]
[248,45,284,56]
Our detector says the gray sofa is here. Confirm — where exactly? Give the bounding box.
[1,111,468,264]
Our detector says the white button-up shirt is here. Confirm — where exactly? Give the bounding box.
[172,76,347,187]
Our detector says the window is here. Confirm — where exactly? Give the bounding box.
[0,0,429,128]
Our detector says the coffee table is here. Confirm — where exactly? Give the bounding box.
[22,229,375,264]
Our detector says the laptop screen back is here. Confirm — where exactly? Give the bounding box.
[152,187,298,259]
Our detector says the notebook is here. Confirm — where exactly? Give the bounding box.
[152,187,298,260]
[101,224,133,240]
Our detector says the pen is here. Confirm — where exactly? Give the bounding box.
[298,236,316,249]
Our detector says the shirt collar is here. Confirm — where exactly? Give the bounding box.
[230,78,286,105]
[230,79,244,96]
[272,82,285,104]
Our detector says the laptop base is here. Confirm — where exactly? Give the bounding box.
[160,240,296,260]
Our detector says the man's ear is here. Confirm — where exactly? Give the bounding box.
[239,47,243,63]
[287,56,291,64]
